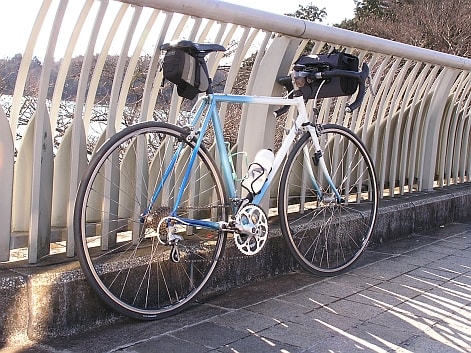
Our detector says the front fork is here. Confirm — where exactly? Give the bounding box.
[305,123,342,203]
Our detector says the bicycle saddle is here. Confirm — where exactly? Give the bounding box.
[161,40,226,54]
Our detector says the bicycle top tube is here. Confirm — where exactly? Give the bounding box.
[208,93,306,111]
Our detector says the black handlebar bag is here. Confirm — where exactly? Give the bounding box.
[162,48,210,100]
[294,50,359,100]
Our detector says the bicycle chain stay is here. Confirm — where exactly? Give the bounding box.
[145,199,271,259]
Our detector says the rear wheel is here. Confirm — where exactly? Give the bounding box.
[74,121,227,319]
[278,124,378,276]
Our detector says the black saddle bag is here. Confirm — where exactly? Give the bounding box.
[162,48,210,100]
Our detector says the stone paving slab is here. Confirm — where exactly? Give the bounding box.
[3,221,471,353]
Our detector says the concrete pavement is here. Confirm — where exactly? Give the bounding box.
[4,220,471,353]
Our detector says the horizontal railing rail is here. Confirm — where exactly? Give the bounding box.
[1,0,471,263]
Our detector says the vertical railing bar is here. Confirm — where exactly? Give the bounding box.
[50,1,95,250]
[463,115,471,183]
[458,73,471,182]
[100,4,142,249]
[206,22,228,77]
[408,68,432,192]
[388,60,413,196]
[83,3,130,136]
[236,30,271,166]
[166,15,192,126]
[141,11,173,123]
[49,0,94,131]
[452,107,464,184]
[115,8,158,125]
[378,58,402,197]
[65,0,110,257]
[419,68,460,190]
[406,64,434,192]
[10,0,53,142]
[197,19,216,41]
[397,62,423,194]
[368,55,392,169]
[357,52,381,134]
[170,14,190,41]
[244,31,272,95]
[451,73,471,184]
[188,17,202,40]
[29,0,69,263]
[442,74,465,186]
[110,5,143,134]
[114,8,161,246]
[218,26,253,125]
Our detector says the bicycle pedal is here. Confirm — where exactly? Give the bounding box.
[170,246,180,263]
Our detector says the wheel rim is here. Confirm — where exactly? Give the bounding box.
[280,126,378,275]
[75,123,226,318]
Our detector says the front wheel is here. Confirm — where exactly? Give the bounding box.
[74,121,227,319]
[278,124,378,276]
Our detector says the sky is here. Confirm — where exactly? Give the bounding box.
[0,0,355,59]
[226,0,356,25]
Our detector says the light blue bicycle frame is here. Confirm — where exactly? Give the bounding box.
[145,93,341,230]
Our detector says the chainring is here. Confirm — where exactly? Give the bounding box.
[234,203,269,255]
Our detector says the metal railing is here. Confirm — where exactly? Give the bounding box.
[1,0,471,263]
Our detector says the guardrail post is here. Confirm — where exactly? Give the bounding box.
[420,68,460,190]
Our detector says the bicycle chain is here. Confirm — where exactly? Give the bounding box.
[181,204,229,210]
[147,202,270,262]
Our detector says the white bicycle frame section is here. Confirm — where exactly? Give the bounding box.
[152,93,339,231]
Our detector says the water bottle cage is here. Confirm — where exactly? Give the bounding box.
[241,148,274,195]
[313,150,322,166]
[242,162,268,195]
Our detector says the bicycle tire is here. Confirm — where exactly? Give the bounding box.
[278,124,378,276]
[74,121,227,320]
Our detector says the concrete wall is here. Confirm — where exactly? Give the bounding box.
[1,184,471,344]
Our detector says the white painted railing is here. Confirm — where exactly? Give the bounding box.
[1,0,471,263]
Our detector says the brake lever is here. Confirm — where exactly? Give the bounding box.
[345,62,370,113]
[274,75,295,117]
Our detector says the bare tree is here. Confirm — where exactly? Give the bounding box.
[352,0,471,58]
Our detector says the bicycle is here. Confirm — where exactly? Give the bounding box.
[74,40,378,320]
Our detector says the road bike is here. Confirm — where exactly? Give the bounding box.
[74,40,378,320]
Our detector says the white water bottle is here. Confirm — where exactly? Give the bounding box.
[242,149,274,194]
